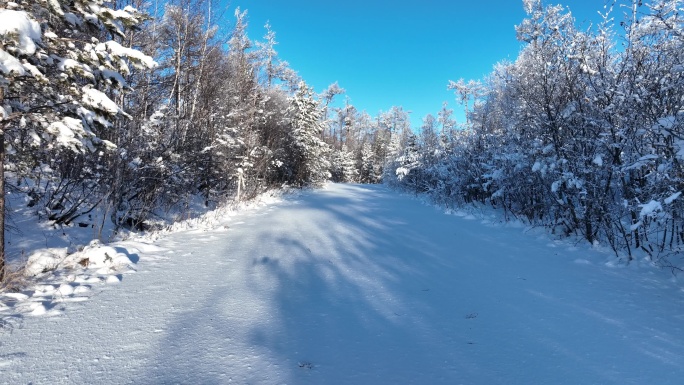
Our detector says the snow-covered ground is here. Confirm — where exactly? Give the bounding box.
[2,183,684,384]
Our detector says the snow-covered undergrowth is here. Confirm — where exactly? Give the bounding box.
[391,185,672,273]
[138,188,292,241]
[0,188,289,327]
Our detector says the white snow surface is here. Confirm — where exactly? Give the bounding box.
[593,154,603,167]
[2,183,684,384]
[81,87,121,115]
[665,192,681,205]
[639,200,663,218]
[0,48,25,76]
[47,116,90,149]
[0,10,42,55]
[95,40,158,70]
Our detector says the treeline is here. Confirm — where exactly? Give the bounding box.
[386,0,684,268]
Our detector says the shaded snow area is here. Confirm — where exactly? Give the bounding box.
[3,184,684,384]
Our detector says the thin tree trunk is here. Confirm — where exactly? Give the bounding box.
[0,87,5,282]
[189,1,211,125]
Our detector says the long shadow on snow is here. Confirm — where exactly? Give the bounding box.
[139,184,684,384]
[138,184,489,384]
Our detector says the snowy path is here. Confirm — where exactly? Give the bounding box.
[3,183,684,384]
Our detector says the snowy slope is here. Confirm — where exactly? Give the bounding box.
[2,183,684,384]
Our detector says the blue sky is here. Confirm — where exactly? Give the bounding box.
[234,1,612,128]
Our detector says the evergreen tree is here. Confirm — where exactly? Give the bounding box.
[0,0,155,277]
[286,81,331,186]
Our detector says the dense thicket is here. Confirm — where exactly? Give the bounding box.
[386,0,684,268]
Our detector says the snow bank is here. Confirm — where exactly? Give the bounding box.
[62,240,134,273]
[2,241,136,320]
[146,188,287,238]
[24,248,69,276]
[25,240,133,277]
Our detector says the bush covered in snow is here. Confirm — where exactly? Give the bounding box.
[385,0,684,269]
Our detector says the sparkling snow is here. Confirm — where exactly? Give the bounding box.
[2,184,684,384]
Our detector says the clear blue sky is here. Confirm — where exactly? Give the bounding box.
[232,1,612,128]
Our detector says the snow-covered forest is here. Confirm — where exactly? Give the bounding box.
[387,0,684,269]
[0,0,400,278]
[1,0,684,277]
[3,1,684,383]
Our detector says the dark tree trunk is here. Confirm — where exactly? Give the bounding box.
[0,87,5,282]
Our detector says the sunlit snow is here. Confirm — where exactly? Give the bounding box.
[0,9,41,55]
[2,184,684,384]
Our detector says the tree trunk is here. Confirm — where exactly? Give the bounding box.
[0,86,5,282]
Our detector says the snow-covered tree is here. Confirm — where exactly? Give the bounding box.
[357,141,377,184]
[387,133,422,192]
[256,22,299,89]
[330,145,357,183]
[420,114,440,162]
[448,79,483,125]
[386,0,684,267]
[0,0,155,277]
[286,81,331,186]
[437,101,456,145]
[321,82,345,138]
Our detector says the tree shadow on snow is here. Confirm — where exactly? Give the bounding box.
[138,184,484,384]
[138,184,684,384]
